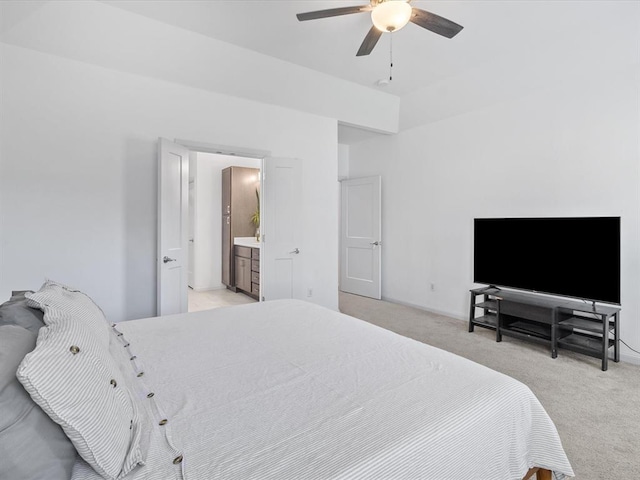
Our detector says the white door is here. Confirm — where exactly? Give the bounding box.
[340,176,382,299]
[261,157,304,301]
[157,138,189,315]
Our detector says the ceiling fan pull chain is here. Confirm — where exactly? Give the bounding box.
[389,32,393,82]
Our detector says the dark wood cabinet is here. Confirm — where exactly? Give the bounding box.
[251,247,260,297]
[235,245,259,299]
[222,214,231,287]
[222,167,231,216]
[221,166,260,288]
[235,246,252,293]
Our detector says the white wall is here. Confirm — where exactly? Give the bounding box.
[337,144,351,289]
[349,70,640,363]
[191,153,260,292]
[0,0,399,135]
[0,43,339,321]
[338,144,350,180]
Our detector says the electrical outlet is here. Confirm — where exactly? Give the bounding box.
[307,288,313,297]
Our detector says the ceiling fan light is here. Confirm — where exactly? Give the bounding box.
[371,1,412,33]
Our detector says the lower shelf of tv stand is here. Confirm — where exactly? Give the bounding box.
[504,321,550,339]
[472,313,498,329]
[558,332,615,359]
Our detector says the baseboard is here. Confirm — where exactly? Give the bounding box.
[189,285,226,293]
[380,296,467,322]
[620,352,640,365]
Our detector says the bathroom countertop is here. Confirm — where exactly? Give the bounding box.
[234,237,261,248]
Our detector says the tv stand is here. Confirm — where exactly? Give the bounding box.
[468,287,620,371]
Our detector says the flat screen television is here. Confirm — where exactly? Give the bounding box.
[473,217,620,304]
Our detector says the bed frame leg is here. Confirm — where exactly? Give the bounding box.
[537,468,552,480]
[524,467,553,480]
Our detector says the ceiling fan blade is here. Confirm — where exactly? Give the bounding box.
[296,6,370,22]
[410,8,463,38]
[356,26,383,57]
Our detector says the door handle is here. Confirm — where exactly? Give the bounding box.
[289,248,300,254]
[370,241,382,246]
[163,256,176,264]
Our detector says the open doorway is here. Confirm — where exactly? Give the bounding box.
[159,138,305,316]
[187,151,261,312]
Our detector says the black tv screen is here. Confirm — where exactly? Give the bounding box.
[473,217,620,304]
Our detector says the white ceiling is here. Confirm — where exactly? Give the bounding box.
[1,1,638,143]
[102,0,471,97]
[101,0,639,99]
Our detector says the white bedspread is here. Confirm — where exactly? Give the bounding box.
[72,299,573,480]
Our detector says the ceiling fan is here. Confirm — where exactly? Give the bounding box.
[296,0,463,57]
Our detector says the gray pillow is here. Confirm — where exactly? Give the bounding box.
[0,291,45,333]
[0,325,77,480]
[19,281,145,480]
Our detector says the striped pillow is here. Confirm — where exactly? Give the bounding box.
[17,282,144,480]
[25,280,109,337]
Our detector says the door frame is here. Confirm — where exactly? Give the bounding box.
[157,139,270,314]
[175,139,270,160]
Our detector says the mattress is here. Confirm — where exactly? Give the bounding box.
[71,299,574,480]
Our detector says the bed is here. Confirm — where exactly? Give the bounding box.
[1,281,574,480]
